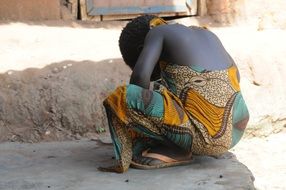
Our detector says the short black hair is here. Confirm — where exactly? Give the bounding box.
[119,15,157,69]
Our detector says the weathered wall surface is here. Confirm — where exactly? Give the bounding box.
[206,0,245,24]
[0,0,77,21]
[206,0,286,29]
[0,0,61,21]
[244,0,286,30]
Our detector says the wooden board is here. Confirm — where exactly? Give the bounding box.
[61,0,78,20]
[80,0,197,21]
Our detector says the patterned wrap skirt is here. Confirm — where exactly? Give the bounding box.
[103,63,249,173]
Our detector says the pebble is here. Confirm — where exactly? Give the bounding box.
[52,68,59,74]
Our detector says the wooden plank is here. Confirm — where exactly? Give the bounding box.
[86,0,192,16]
[80,0,197,21]
[101,12,189,21]
[197,0,207,16]
[61,0,78,20]
[186,0,198,15]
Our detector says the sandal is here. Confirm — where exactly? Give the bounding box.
[130,148,193,170]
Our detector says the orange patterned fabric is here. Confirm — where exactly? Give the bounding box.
[149,17,167,28]
[228,66,240,91]
[184,90,225,137]
[104,86,128,124]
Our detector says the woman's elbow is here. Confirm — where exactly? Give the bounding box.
[130,73,150,89]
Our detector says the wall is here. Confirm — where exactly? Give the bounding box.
[0,0,61,21]
[205,0,286,29]
[0,0,78,21]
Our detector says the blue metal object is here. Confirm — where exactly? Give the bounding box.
[86,0,195,16]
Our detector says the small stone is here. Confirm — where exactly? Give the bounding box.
[48,186,51,188]
[52,68,59,74]
[45,131,51,135]
[46,156,56,159]
[125,179,129,183]
[67,63,72,67]
[43,83,50,89]
[75,133,81,140]
[252,81,261,86]
[63,66,67,69]
[219,175,223,178]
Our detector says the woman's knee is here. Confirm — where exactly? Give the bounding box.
[126,84,164,118]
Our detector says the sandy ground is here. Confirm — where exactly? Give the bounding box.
[0,22,123,73]
[231,132,286,190]
[1,20,286,74]
[0,20,286,189]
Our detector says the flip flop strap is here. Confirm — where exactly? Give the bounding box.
[142,149,178,163]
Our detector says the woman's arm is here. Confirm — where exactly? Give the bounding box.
[130,28,164,89]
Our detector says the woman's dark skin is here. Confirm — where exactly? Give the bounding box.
[129,23,240,163]
[130,23,238,89]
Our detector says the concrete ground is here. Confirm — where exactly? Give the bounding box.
[0,139,255,190]
[0,133,285,190]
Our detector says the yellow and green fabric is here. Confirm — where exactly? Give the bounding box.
[102,63,249,173]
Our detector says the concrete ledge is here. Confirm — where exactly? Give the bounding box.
[0,140,255,190]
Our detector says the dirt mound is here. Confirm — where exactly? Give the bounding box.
[0,59,130,142]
